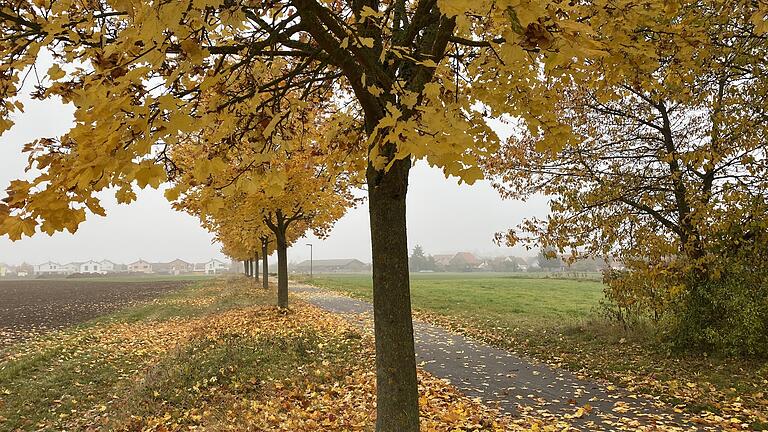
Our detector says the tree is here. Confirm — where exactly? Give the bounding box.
[408,244,429,272]
[486,1,768,353]
[0,1,607,428]
[537,248,562,271]
[171,139,359,308]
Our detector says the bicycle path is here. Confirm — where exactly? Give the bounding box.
[291,282,709,431]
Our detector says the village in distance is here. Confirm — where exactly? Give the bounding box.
[0,244,620,279]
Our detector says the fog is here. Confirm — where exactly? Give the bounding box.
[0,86,549,266]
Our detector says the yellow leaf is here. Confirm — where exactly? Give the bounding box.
[48,64,66,80]
[181,38,205,63]
[359,37,374,48]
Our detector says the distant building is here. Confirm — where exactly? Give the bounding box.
[99,260,117,273]
[16,263,34,277]
[293,258,369,273]
[0,263,7,277]
[432,255,454,268]
[152,262,171,274]
[512,257,529,271]
[449,252,481,271]
[62,262,82,274]
[168,259,193,275]
[204,259,229,275]
[35,261,69,276]
[128,259,153,273]
[79,260,102,274]
[526,256,541,270]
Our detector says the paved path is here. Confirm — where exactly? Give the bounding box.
[292,283,708,431]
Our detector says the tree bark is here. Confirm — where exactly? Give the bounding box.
[243,260,249,276]
[367,156,419,432]
[262,238,269,290]
[275,228,289,308]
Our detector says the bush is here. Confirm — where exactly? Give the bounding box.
[670,271,768,356]
[601,225,768,357]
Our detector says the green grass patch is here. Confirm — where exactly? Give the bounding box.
[94,277,270,324]
[299,272,604,329]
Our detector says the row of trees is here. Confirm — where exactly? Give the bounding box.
[1,0,767,429]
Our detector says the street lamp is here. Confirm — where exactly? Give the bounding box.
[306,243,313,279]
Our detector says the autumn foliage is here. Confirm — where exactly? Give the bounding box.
[2,0,768,429]
[486,0,768,355]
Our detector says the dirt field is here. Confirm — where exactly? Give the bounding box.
[0,279,189,348]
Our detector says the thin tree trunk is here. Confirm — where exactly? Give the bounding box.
[243,260,248,276]
[254,252,259,281]
[262,239,269,290]
[275,228,289,308]
[367,156,419,432]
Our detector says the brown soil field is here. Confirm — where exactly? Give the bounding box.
[0,279,188,348]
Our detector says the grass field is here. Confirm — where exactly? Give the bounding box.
[300,272,605,329]
[297,272,768,429]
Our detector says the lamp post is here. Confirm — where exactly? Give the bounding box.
[306,243,313,279]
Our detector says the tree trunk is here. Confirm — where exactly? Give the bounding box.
[254,252,259,281]
[243,260,249,276]
[275,229,289,308]
[367,157,419,432]
[262,239,269,290]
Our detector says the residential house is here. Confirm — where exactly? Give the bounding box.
[35,261,69,276]
[79,260,102,274]
[167,259,193,275]
[0,263,7,277]
[62,262,82,274]
[99,260,117,273]
[449,252,481,272]
[497,256,529,272]
[128,259,153,273]
[432,254,454,269]
[526,256,541,270]
[16,263,34,277]
[152,262,171,274]
[293,259,369,273]
[204,259,229,275]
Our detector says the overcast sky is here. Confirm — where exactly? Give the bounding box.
[0,87,549,266]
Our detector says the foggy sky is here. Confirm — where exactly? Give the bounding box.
[0,88,550,266]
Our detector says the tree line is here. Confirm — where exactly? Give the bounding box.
[1,0,766,430]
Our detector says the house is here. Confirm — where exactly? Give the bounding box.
[128,259,153,273]
[62,262,82,274]
[0,263,7,277]
[432,254,454,268]
[293,259,370,273]
[167,259,193,275]
[449,252,481,271]
[16,263,34,277]
[79,260,102,274]
[501,256,529,271]
[526,256,541,270]
[204,259,229,275]
[99,260,117,273]
[35,261,69,276]
[152,262,171,274]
